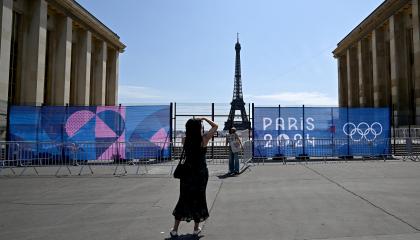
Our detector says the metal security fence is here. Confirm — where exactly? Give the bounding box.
[2,104,420,176]
[0,141,173,176]
[1,138,419,176]
[253,138,393,161]
[404,137,420,161]
[252,106,393,161]
[0,139,250,176]
[172,103,253,138]
[393,128,420,138]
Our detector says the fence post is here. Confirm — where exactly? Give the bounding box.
[392,104,396,155]
[36,104,42,164]
[118,104,122,162]
[5,100,11,142]
[278,104,281,157]
[248,103,251,139]
[302,105,305,157]
[346,105,350,157]
[169,102,173,161]
[211,103,214,161]
[408,120,411,138]
[62,103,69,164]
[388,105,392,158]
[331,107,334,157]
[252,103,255,159]
[5,103,11,160]
[174,102,177,144]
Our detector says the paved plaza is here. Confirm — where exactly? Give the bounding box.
[1,161,420,240]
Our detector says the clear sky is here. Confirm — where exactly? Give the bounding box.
[77,0,384,106]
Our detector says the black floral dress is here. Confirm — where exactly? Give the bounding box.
[172,147,209,222]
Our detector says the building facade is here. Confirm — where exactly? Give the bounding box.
[333,0,420,126]
[0,0,125,140]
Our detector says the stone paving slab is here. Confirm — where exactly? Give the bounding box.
[314,233,420,240]
[0,161,419,240]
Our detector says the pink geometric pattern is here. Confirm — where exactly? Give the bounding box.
[96,106,126,120]
[95,106,126,160]
[65,107,127,160]
[65,110,95,138]
[150,128,170,149]
[95,117,117,138]
[98,134,126,160]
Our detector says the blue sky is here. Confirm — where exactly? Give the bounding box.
[77,0,384,106]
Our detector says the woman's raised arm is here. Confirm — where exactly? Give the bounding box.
[199,117,218,146]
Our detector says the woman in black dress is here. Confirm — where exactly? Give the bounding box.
[170,117,218,237]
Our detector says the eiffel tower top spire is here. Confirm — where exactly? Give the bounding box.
[224,35,250,131]
[233,33,243,100]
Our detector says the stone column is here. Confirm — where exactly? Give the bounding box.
[0,0,12,140]
[90,40,107,106]
[358,38,373,107]
[389,13,410,125]
[106,48,119,106]
[346,47,359,107]
[338,54,348,107]
[372,27,390,107]
[20,0,47,106]
[0,0,12,105]
[51,15,72,105]
[70,29,91,106]
[413,0,420,124]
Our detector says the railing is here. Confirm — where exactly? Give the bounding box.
[393,128,420,138]
[393,137,420,161]
[253,137,419,164]
[0,140,250,176]
[255,138,390,156]
[0,141,174,176]
[1,138,419,176]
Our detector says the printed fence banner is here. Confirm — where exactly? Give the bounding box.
[253,107,390,157]
[8,105,171,160]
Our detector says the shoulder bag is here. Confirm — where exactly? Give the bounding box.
[173,148,188,179]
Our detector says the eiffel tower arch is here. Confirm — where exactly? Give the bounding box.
[224,35,251,131]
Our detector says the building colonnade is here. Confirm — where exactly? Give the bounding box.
[0,0,124,108]
[0,0,125,140]
[334,0,420,126]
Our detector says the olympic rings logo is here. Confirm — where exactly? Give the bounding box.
[342,122,383,141]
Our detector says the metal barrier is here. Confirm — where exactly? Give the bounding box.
[395,137,420,161]
[242,140,253,166]
[172,138,244,165]
[253,138,395,163]
[0,140,235,176]
[1,138,419,176]
[393,128,420,138]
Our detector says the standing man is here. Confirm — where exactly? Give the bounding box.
[226,127,243,175]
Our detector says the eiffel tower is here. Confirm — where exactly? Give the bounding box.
[224,34,251,131]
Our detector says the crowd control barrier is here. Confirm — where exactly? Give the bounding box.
[1,138,419,176]
[0,139,246,176]
[253,138,393,162]
[2,105,420,176]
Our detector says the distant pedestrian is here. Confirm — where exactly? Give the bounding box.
[226,127,243,175]
[170,117,218,238]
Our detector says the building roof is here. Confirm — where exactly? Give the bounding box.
[332,0,409,58]
[48,0,126,52]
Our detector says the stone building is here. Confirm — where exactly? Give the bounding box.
[333,0,420,126]
[0,0,125,140]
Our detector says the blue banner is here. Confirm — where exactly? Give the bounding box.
[253,107,390,157]
[9,105,171,160]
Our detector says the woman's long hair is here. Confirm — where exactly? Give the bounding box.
[184,118,202,159]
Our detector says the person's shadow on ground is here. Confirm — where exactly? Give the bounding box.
[217,165,250,179]
[217,172,235,179]
[165,233,204,239]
